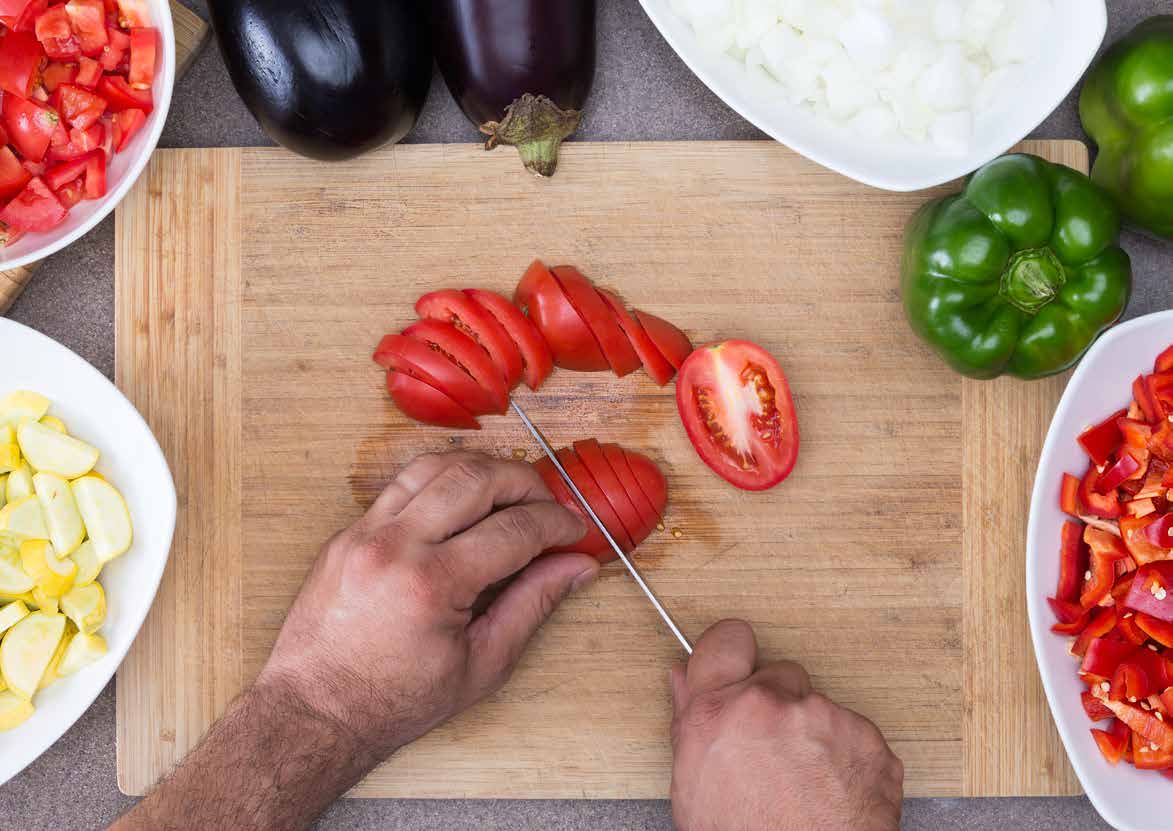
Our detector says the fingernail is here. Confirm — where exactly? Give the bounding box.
[570,567,597,593]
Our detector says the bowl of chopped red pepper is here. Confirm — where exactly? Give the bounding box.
[0,0,174,270]
[1028,309,1173,831]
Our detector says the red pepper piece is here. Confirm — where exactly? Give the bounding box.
[1150,419,1173,463]
[1116,613,1150,646]
[1082,689,1115,721]
[1081,526,1130,609]
[1157,345,1173,375]
[1056,520,1087,603]
[1080,409,1128,465]
[1126,563,1173,624]
[1135,613,1173,648]
[1100,696,1173,750]
[1080,635,1133,678]
[1049,596,1087,624]
[1133,740,1173,770]
[1135,375,1165,425]
[1096,453,1143,494]
[1110,662,1153,702]
[1121,516,1168,567]
[1144,515,1173,550]
[1075,610,1122,660]
[1060,473,1081,517]
[1091,718,1131,765]
[1078,465,1122,519]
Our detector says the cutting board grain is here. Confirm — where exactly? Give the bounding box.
[115,139,1088,799]
[0,0,209,314]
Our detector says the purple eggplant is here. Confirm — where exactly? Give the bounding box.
[432,1,597,176]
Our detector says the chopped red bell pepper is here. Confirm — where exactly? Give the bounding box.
[1055,520,1087,603]
[1080,635,1133,678]
[1116,612,1150,646]
[1096,453,1143,494]
[1080,409,1127,466]
[1120,417,1155,450]
[1060,473,1081,517]
[1150,420,1173,463]
[1135,613,1173,648]
[1082,689,1115,721]
[1133,740,1173,771]
[1100,696,1173,750]
[1144,514,1173,550]
[1078,465,1121,519]
[1091,718,1131,765]
[1075,611,1121,660]
[1049,596,1087,625]
[1135,375,1167,425]
[1121,516,1169,567]
[1126,562,1173,623]
[1110,662,1153,702]
[1081,526,1130,609]
[1158,346,1173,375]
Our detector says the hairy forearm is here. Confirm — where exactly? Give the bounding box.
[114,677,376,831]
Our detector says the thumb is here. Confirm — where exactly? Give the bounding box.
[685,619,758,699]
[467,552,600,696]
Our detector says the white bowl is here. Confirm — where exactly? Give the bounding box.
[0,318,176,785]
[638,0,1106,191]
[0,0,176,270]
[1027,310,1173,831]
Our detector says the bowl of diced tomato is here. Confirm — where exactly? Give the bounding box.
[0,0,173,269]
[1027,309,1173,831]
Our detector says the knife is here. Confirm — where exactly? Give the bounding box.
[511,400,694,655]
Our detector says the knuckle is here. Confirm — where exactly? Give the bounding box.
[737,681,785,714]
[685,690,728,730]
[448,458,494,490]
[495,506,544,545]
[398,560,443,612]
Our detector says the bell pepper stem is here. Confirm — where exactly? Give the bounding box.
[1001,247,1067,314]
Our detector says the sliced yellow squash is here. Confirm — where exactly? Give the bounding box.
[60,583,104,634]
[0,601,29,634]
[38,416,66,435]
[33,472,85,556]
[6,463,32,503]
[0,495,47,540]
[71,477,132,563]
[0,392,49,428]
[56,631,106,677]
[20,540,76,598]
[1,611,65,699]
[16,423,98,479]
[69,541,102,588]
[0,689,33,730]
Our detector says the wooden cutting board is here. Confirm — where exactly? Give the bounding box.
[0,0,209,313]
[114,139,1087,799]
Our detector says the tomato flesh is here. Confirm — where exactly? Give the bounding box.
[573,438,645,545]
[597,288,676,386]
[373,333,498,417]
[556,447,633,555]
[0,175,65,231]
[416,289,523,390]
[464,287,553,390]
[676,340,799,491]
[532,455,609,560]
[514,259,608,372]
[635,310,692,370]
[4,95,59,163]
[385,371,480,431]
[623,449,668,520]
[551,266,641,377]
[0,30,43,97]
[402,320,508,414]
[602,442,661,535]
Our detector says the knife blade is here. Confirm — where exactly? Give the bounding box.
[511,400,693,655]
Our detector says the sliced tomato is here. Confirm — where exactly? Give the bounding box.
[65,0,109,56]
[514,259,607,372]
[415,289,523,390]
[556,447,633,556]
[550,266,640,377]
[597,288,676,386]
[676,340,800,491]
[385,370,479,431]
[0,175,65,231]
[127,26,154,89]
[0,147,31,201]
[96,73,151,112]
[54,82,106,129]
[573,439,646,546]
[634,310,693,371]
[532,454,609,560]
[402,319,508,414]
[373,333,499,417]
[111,106,145,151]
[623,449,668,519]
[602,442,661,535]
[463,288,553,391]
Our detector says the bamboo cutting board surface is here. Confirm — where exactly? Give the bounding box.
[114,139,1086,799]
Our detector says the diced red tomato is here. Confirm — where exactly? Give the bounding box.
[40,62,77,93]
[43,152,89,191]
[463,288,553,391]
[34,5,72,42]
[415,289,524,390]
[0,30,44,98]
[95,73,151,113]
[82,148,103,198]
[54,82,106,129]
[53,177,83,208]
[0,146,31,201]
[3,95,59,162]
[45,121,102,160]
[0,175,64,231]
[115,0,150,28]
[64,0,108,56]
[75,55,100,88]
[602,441,662,534]
[127,26,154,89]
[1080,410,1127,466]
[98,24,127,71]
[110,106,144,151]
[624,449,668,526]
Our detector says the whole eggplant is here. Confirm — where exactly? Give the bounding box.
[208,0,432,162]
[432,1,597,176]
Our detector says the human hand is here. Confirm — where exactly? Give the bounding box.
[257,451,599,770]
[669,620,904,831]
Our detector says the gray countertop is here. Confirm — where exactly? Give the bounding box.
[3,1,1169,828]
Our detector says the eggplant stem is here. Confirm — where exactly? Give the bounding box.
[480,93,581,177]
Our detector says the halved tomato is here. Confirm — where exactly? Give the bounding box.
[597,288,675,386]
[555,447,634,555]
[635,310,692,370]
[402,320,508,414]
[573,438,646,544]
[415,289,523,390]
[373,333,498,417]
[385,371,479,431]
[602,442,661,535]
[623,449,668,519]
[532,454,609,560]
[551,266,640,377]
[464,287,553,390]
[676,340,799,491]
[514,259,607,372]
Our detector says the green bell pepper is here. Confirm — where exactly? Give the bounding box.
[1080,16,1173,239]
[902,154,1131,380]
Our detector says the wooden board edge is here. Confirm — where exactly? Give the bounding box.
[0,0,210,316]
[115,148,244,796]
[960,137,1088,798]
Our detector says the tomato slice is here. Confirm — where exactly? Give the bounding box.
[623,449,668,519]
[463,288,553,390]
[385,370,479,431]
[550,266,640,377]
[514,259,607,372]
[573,438,645,546]
[374,333,499,416]
[556,447,633,555]
[0,175,65,231]
[0,147,31,201]
[676,340,800,491]
[596,288,676,386]
[3,95,59,162]
[401,320,508,414]
[634,310,692,371]
[532,455,610,561]
[415,289,523,390]
[602,442,660,536]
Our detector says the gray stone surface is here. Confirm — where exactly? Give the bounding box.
[2,0,1169,828]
